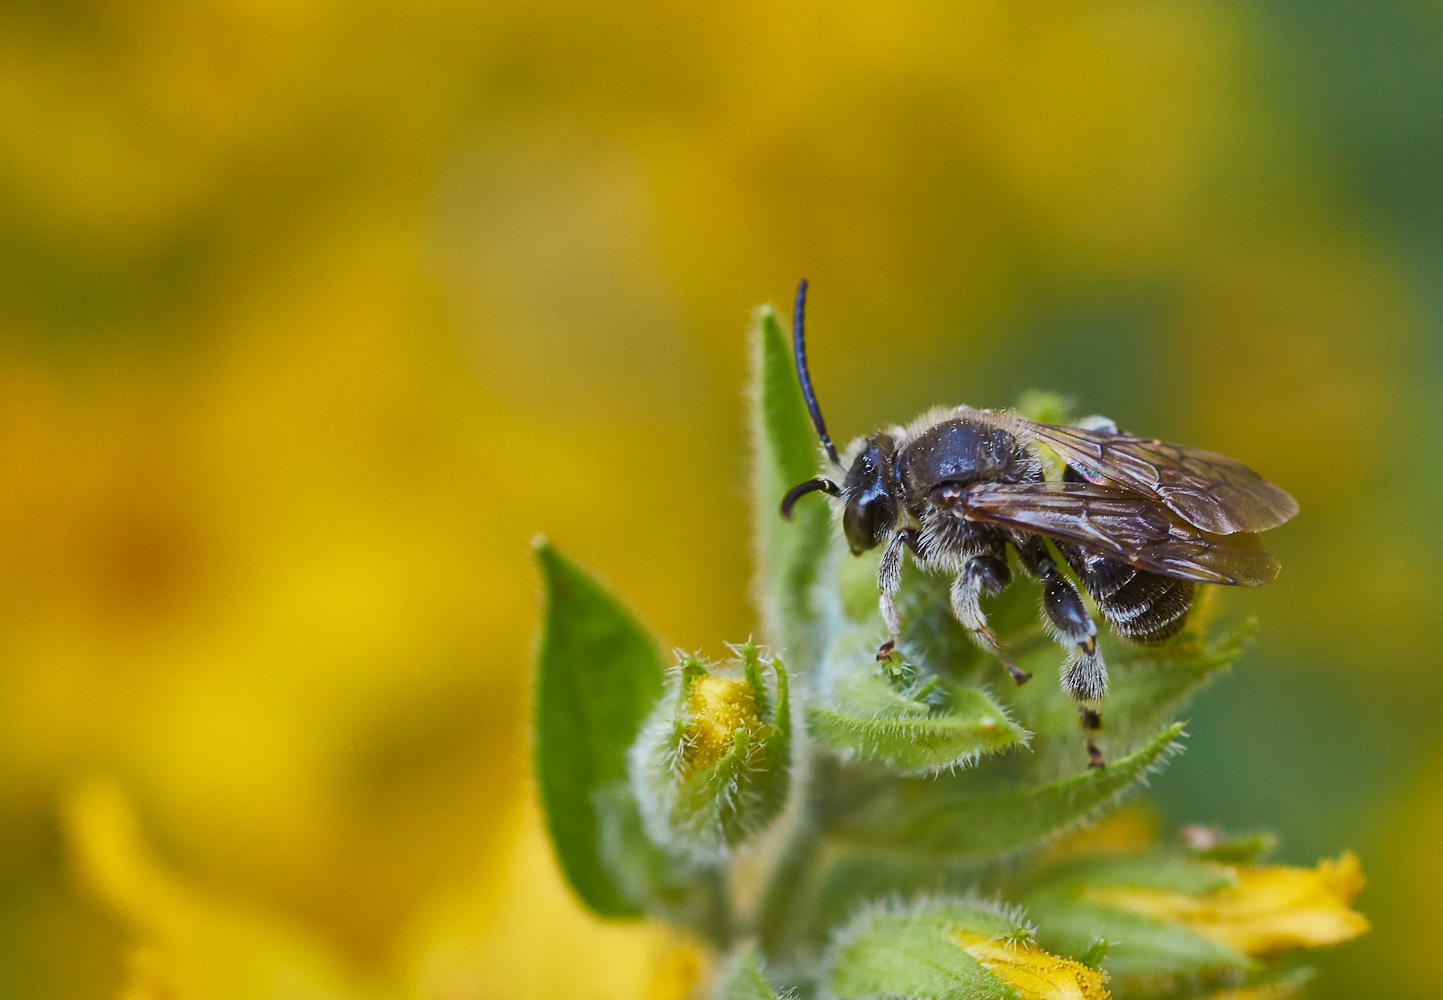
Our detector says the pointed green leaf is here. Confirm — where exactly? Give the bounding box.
[811,617,1028,774]
[714,946,784,1000]
[1050,853,1238,896]
[808,685,1026,775]
[751,304,835,668]
[1025,895,1250,978]
[592,783,729,943]
[988,618,1250,780]
[755,658,793,819]
[533,540,665,918]
[833,723,1185,856]
[1019,848,1253,978]
[1081,619,1254,751]
[825,900,1025,1000]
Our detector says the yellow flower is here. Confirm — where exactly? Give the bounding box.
[1201,982,1304,1000]
[952,932,1110,1000]
[683,674,763,775]
[1082,853,1369,957]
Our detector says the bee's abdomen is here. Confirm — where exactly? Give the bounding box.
[1059,546,1195,645]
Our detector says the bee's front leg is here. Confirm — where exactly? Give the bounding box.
[876,528,921,660]
[950,556,1030,685]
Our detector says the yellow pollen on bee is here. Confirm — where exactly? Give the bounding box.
[682,676,762,774]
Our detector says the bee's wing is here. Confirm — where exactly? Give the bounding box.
[1020,421,1298,535]
[960,481,1280,586]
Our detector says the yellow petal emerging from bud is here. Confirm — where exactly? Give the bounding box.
[1083,852,1369,957]
[953,932,1111,1000]
[684,676,761,774]
[1202,983,1304,1000]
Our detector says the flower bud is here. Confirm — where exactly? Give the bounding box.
[630,642,792,862]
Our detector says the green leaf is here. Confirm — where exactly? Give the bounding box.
[826,899,1027,1000]
[808,689,1026,775]
[751,304,835,669]
[809,615,1028,774]
[987,616,1250,781]
[533,539,666,919]
[592,784,729,943]
[713,946,784,1000]
[1019,849,1252,979]
[1025,894,1250,979]
[1047,853,1238,896]
[833,723,1186,857]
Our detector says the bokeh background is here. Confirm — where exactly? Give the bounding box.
[1,1,1440,997]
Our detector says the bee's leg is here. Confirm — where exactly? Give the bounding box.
[1048,577,1107,701]
[1014,534,1109,766]
[1014,534,1108,702]
[876,528,921,660]
[950,556,1030,684]
[1079,706,1105,770]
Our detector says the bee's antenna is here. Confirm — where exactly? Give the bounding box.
[780,477,842,519]
[792,279,841,466]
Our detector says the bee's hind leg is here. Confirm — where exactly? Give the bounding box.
[1079,706,1105,770]
[1013,534,1109,700]
[950,556,1030,684]
[1013,533,1110,764]
[876,528,921,661]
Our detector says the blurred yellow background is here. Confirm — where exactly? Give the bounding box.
[0,1,1439,997]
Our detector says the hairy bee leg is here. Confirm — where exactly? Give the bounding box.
[1079,706,1105,769]
[1017,534,1110,701]
[951,561,1030,685]
[876,528,921,660]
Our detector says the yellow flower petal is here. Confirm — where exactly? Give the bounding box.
[684,675,761,774]
[1202,982,1304,1000]
[63,778,371,1000]
[1083,852,1370,957]
[954,932,1111,1000]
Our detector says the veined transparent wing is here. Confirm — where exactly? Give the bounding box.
[1022,421,1298,535]
[959,481,1280,586]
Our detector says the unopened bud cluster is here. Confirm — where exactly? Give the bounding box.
[629,641,792,862]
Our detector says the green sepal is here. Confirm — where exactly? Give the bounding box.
[713,946,785,1000]
[833,723,1185,857]
[532,539,666,919]
[825,898,1027,1000]
[751,304,834,670]
[632,650,793,862]
[1077,938,1109,970]
[1188,829,1279,864]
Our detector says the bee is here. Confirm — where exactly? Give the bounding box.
[779,281,1297,765]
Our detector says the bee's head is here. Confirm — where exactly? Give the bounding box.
[840,435,899,554]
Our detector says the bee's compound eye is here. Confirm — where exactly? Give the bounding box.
[929,482,966,508]
[843,492,893,554]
